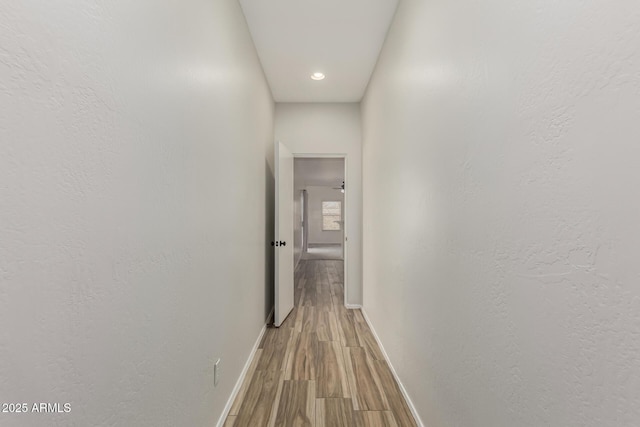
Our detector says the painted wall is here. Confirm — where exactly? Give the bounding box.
[0,1,274,426]
[362,1,640,426]
[275,103,362,305]
[306,186,344,245]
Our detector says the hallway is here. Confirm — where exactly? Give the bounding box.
[225,260,417,426]
[3,0,640,426]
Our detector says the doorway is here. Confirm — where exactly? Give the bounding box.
[273,147,348,327]
[293,157,345,266]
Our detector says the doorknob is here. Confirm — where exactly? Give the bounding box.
[279,241,286,246]
[271,241,286,247]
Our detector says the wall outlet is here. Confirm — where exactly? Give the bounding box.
[214,358,221,386]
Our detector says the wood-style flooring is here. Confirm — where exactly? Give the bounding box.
[225,260,417,427]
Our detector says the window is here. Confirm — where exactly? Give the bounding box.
[322,201,342,231]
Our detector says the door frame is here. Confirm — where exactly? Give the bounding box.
[302,189,309,255]
[293,153,348,308]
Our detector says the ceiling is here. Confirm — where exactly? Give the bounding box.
[238,0,399,103]
[294,158,344,188]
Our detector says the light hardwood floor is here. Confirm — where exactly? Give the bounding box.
[225,260,417,427]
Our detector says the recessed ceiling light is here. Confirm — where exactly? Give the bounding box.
[311,72,325,81]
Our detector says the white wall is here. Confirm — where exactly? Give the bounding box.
[0,1,274,426]
[362,1,640,426]
[306,186,344,245]
[275,103,362,305]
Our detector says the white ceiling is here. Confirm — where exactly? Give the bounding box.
[294,158,344,188]
[238,0,399,103]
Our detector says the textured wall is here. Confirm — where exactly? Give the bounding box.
[275,103,362,305]
[362,0,640,426]
[0,1,274,426]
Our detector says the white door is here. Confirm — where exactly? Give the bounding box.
[274,141,294,327]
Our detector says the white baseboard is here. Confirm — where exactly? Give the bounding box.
[345,304,362,309]
[215,322,268,427]
[360,308,425,427]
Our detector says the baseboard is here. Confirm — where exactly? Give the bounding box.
[215,322,268,427]
[345,303,362,309]
[360,308,425,427]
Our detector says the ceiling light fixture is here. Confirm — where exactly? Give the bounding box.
[311,72,325,81]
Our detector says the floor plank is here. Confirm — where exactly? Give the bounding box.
[274,380,315,427]
[316,341,350,398]
[343,347,389,411]
[337,309,360,347]
[296,287,306,306]
[280,306,299,330]
[303,283,317,306]
[316,311,339,342]
[301,305,317,333]
[233,369,283,426]
[353,411,398,427]
[316,398,354,427]
[257,327,292,372]
[285,331,317,380]
[268,373,286,427]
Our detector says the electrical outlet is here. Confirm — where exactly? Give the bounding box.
[214,358,221,386]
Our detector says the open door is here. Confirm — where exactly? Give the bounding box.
[274,141,294,327]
